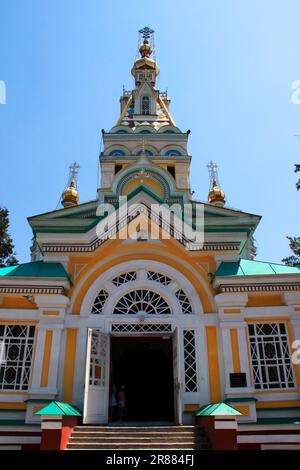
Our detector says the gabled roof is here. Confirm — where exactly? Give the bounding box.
[216,259,300,277]
[0,261,69,278]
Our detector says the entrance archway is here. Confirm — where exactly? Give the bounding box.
[110,336,174,422]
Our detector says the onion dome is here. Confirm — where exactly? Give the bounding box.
[208,178,226,207]
[139,39,152,57]
[61,178,79,207]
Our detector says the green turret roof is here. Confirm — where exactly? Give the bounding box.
[0,261,69,278]
[216,259,300,277]
[35,401,81,416]
[195,402,242,416]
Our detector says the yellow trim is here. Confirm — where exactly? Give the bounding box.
[62,329,78,402]
[0,402,26,409]
[246,317,289,323]
[256,400,299,408]
[247,294,283,307]
[295,307,300,312]
[70,245,215,314]
[40,330,53,387]
[116,94,132,126]
[158,95,176,126]
[234,405,249,416]
[184,404,200,412]
[230,329,241,373]
[224,309,240,314]
[255,389,298,394]
[42,310,60,316]
[206,326,221,402]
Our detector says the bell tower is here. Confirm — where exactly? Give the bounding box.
[98,27,192,205]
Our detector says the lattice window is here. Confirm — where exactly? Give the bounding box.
[183,330,198,392]
[111,271,137,286]
[141,96,150,114]
[175,289,193,314]
[0,325,35,391]
[248,323,295,390]
[147,271,172,286]
[113,289,171,315]
[91,290,109,314]
[112,324,172,333]
[89,331,107,387]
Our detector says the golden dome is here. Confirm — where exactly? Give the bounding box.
[61,178,79,207]
[139,39,152,58]
[208,179,225,207]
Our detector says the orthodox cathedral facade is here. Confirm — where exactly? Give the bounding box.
[1,28,300,449]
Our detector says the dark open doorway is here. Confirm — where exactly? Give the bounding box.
[110,336,174,422]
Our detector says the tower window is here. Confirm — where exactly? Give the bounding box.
[167,166,176,178]
[115,165,123,174]
[141,96,150,115]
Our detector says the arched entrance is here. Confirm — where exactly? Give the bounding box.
[79,260,206,425]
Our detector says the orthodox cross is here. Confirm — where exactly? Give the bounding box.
[207,161,219,186]
[69,161,80,186]
[139,26,154,41]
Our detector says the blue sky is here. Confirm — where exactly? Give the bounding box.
[0,0,299,263]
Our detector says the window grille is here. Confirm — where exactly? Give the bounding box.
[183,330,198,392]
[141,96,150,114]
[112,323,172,334]
[175,289,193,314]
[248,323,295,390]
[147,271,172,286]
[0,325,35,391]
[91,290,109,314]
[113,289,171,315]
[89,331,107,387]
[111,272,137,286]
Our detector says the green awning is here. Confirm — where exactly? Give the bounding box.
[195,402,242,416]
[0,261,69,279]
[34,401,81,416]
[216,259,300,277]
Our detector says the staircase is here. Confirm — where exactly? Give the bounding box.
[66,425,210,450]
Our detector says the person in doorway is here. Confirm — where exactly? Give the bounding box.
[110,384,118,421]
[118,385,126,421]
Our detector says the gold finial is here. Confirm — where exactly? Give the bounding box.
[207,161,226,207]
[61,162,80,208]
[139,39,152,58]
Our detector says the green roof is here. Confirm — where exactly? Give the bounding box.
[35,401,81,416]
[0,261,69,279]
[216,259,300,277]
[195,402,242,416]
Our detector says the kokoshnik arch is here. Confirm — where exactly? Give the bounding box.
[0,27,300,449]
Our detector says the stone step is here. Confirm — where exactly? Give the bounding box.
[69,436,200,443]
[74,426,201,432]
[66,442,208,450]
[72,431,200,438]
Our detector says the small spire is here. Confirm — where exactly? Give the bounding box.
[61,162,80,208]
[207,161,226,207]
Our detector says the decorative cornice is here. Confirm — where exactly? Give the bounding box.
[219,283,300,293]
[0,285,65,295]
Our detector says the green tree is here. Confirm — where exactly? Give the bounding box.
[0,207,18,267]
[282,236,300,268]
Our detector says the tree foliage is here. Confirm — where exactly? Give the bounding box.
[0,207,18,267]
[282,236,300,268]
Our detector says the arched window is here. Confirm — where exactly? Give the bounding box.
[141,96,150,115]
[109,149,126,156]
[165,149,182,156]
[113,289,171,315]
